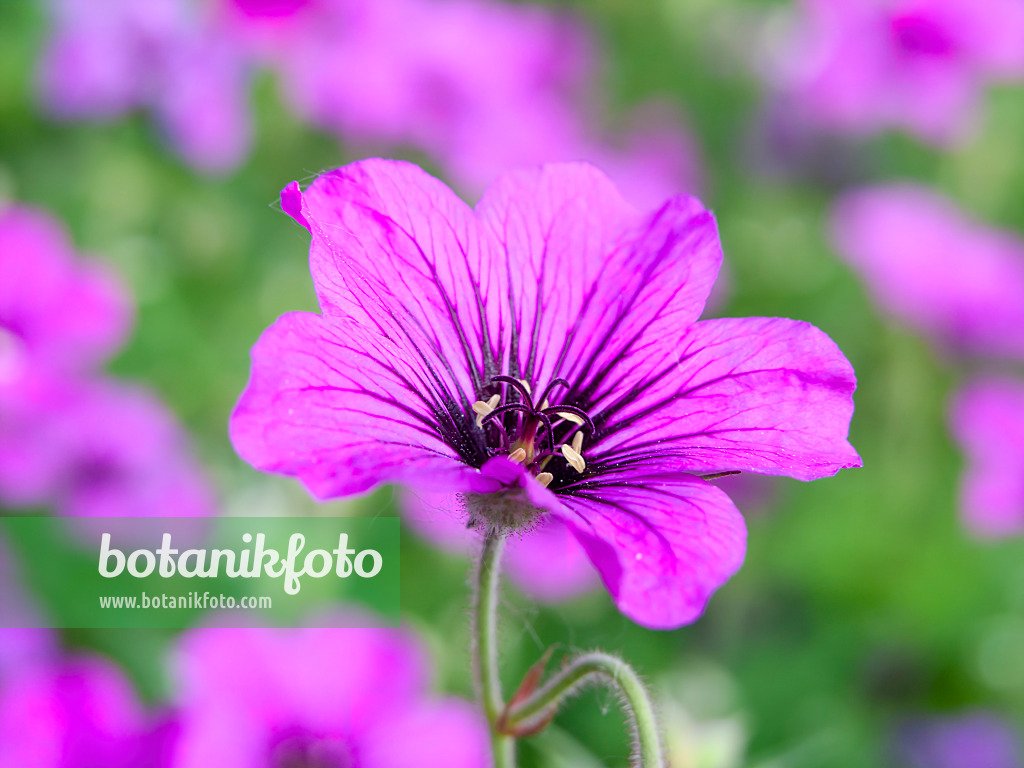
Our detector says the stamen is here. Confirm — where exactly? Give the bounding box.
[535,472,554,488]
[561,443,586,474]
[553,411,584,425]
[571,431,584,455]
[472,394,501,427]
[509,448,528,464]
[540,404,595,433]
[519,379,531,396]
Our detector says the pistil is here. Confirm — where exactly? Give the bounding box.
[475,375,594,480]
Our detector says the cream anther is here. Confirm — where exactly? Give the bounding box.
[472,394,501,427]
[555,411,584,425]
[561,443,585,473]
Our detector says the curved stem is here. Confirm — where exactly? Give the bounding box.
[503,652,664,768]
[473,531,515,768]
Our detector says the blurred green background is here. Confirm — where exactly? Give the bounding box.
[3,0,1024,766]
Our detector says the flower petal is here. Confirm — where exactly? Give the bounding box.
[554,473,746,629]
[949,378,1024,538]
[281,159,509,404]
[230,311,481,498]
[0,206,131,374]
[361,701,490,768]
[831,184,1024,360]
[475,163,721,392]
[590,316,861,481]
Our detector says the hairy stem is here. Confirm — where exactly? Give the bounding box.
[503,652,665,768]
[474,531,514,768]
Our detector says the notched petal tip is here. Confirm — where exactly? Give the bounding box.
[280,180,309,230]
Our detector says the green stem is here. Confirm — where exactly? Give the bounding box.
[503,652,665,768]
[474,530,515,768]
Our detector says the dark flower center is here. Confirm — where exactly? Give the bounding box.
[472,375,596,490]
[890,13,957,58]
[270,732,353,768]
[70,452,127,495]
[231,0,312,18]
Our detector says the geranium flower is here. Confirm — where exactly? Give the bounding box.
[271,0,589,174]
[0,204,212,517]
[230,159,860,628]
[270,0,701,203]
[0,655,179,768]
[1,535,177,767]
[171,625,488,768]
[37,0,186,120]
[37,0,700,204]
[772,0,1024,144]
[0,206,130,381]
[0,205,130,507]
[950,378,1024,538]
[38,0,251,174]
[830,185,1024,361]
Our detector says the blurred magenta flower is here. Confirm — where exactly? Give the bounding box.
[0,204,213,517]
[37,0,701,202]
[0,206,130,379]
[50,380,214,518]
[38,0,185,119]
[154,25,253,173]
[242,0,702,202]
[39,0,251,174]
[894,712,1024,768]
[774,0,1024,144]
[950,378,1024,538]
[171,625,489,767]
[0,655,179,768]
[402,488,599,603]
[273,0,586,157]
[831,185,1024,360]
[230,159,860,628]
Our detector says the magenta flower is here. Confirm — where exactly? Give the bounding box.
[831,185,1024,361]
[403,488,599,603]
[275,0,587,164]
[38,0,252,174]
[153,26,253,174]
[0,204,212,517]
[775,0,1024,144]
[171,625,489,768]
[0,205,130,507]
[0,206,130,380]
[276,0,703,205]
[49,380,214,519]
[2,539,177,767]
[37,0,185,119]
[949,378,1024,538]
[894,712,1023,768]
[231,160,859,628]
[0,655,178,768]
